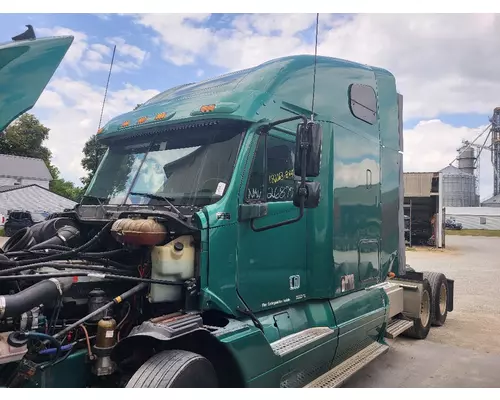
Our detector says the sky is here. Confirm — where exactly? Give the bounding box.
[0,13,498,200]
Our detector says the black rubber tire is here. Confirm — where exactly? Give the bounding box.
[126,349,218,388]
[403,278,432,340]
[422,271,448,327]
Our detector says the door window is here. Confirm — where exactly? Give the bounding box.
[245,134,296,203]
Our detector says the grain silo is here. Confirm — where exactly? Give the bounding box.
[440,165,478,207]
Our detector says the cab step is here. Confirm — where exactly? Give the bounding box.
[385,318,414,339]
[271,327,335,357]
[305,341,389,388]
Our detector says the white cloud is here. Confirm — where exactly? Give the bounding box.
[25,14,500,201]
[132,13,500,121]
[35,79,159,185]
[37,26,147,75]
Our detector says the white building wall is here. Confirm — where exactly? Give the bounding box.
[0,177,50,189]
[445,207,500,230]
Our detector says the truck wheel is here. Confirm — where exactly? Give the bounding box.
[126,349,218,388]
[422,271,448,327]
[403,279,432,340]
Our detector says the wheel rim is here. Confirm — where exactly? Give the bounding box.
[421,289,431,327]
[439,282,447,316]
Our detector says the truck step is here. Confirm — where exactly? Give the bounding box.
[305,341,389,388]
[271,327,335,357]
[385,318,414,339]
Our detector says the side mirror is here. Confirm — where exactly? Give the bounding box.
[294,121,322,178]
[293,181,321,209]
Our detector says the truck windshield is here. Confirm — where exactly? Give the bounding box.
[83,121,247,207]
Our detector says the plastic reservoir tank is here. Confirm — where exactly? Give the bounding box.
[149,235,195,303]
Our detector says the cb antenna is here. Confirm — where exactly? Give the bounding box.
[310,13,320,122]
[97,45,116,131]
[94,45,116,174]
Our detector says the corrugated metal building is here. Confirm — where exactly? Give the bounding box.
[0,184,76,216]
[403,172,444,248]
[445,207,500,230]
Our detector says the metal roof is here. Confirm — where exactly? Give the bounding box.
[0,154,52,181]
[439,165,473,177]
[482,194,500,206]
[0,184,33,193]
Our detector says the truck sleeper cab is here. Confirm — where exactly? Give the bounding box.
[0,32,454,389]
[78,54,453,388]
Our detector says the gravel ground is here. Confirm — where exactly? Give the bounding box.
[346,235,500,387]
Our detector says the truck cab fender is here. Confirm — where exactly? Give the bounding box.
[111,313,246,387]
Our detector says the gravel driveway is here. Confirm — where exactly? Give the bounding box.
[346,235,500,387]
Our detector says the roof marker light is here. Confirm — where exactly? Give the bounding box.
[200,104,216,113]
[97,128,103,134]
[137,116,148,124]
[121,121,130,128]
[155,112,167,120]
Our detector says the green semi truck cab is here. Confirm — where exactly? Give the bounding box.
[0,31,454,388]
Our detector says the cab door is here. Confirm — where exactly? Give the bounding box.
[236,131,307,312]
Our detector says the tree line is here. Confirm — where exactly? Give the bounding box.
[0,113,107,201]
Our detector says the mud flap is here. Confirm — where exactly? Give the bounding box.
[0,35,73,131]
[446,278,454,312]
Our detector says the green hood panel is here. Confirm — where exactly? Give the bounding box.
[0,35,74,132]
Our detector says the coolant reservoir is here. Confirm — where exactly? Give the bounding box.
[149,235,195,303]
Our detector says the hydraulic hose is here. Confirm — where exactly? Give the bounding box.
[0,259,137,276]
[0,221,113,267]
[0,277,73,319]
[54,282,148,339]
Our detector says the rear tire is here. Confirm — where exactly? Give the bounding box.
[422,271,448,326]
[403,278,432,340]
[126,349,218,388]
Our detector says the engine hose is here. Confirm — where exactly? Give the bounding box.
[54,282,148,339]
[0,221,113,267]
[0,260,137,276]
[0,271,184,286]
[0,277,73,319]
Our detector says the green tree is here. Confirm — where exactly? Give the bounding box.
[0,113,83,201]
[80,134,108,187]
[0,113,52,161]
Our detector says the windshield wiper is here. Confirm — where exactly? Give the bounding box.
[81,194,107,215]
[129,192,187,221]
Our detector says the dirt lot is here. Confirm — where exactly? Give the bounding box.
[0,236,6,247]
[346,235,500,388]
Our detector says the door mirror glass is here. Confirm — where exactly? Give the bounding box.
[294,122,322,178]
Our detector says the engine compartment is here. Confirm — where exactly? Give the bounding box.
[0,211,201,387]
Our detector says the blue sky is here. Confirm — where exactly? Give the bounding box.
[0,13,497,199]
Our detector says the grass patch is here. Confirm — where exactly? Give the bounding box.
[0,228,4,237]
[446,229,500,237]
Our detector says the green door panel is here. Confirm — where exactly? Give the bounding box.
[332,123,382,294]
[0,36,73,131]
[237,203,307,313]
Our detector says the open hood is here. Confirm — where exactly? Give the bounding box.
[0,35,73,132]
